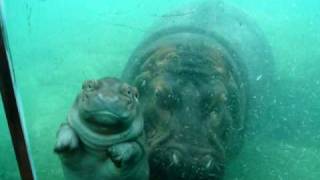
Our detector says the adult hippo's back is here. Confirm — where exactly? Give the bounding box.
[122,0,273,179]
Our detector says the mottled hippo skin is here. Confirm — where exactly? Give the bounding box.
[122,0,273,180]
[54,77,149,180]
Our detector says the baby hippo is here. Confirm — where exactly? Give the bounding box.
[54,77,149,180]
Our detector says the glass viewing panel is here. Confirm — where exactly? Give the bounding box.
[2,0,320,179]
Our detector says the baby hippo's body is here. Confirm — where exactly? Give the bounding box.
[54,77,149,180]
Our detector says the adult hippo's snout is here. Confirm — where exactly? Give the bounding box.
[150,145,224,180]
[144,80,229,180]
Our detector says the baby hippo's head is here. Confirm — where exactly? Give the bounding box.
[76,77,139,133]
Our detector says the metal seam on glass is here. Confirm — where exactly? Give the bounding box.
[0,3,35,180]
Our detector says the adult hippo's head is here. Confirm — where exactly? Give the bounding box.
[123,34,248,180]
[122,1,274,179]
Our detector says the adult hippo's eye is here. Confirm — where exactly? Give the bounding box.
[201,79,228,107]
[155,86,180,110]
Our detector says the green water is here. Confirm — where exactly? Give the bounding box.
[1,0,320,179]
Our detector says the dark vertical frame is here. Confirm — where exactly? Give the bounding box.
[0,6,35,180]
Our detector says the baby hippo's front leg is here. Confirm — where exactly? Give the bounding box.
[54,123,79,153]
[108,141,144,168]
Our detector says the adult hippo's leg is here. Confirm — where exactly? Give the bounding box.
[122,0,273,179]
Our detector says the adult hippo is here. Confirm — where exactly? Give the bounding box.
[122,0,273,179]
[54,77,149,180]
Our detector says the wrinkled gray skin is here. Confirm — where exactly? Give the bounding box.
[54,77,149,180]
[122,0,273,180]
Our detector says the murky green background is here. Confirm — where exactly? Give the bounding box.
[1,0,319,179]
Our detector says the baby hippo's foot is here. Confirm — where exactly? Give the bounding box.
[54,123,79,153]
[108,142,142,168]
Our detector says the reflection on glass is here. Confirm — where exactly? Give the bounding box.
[0,101,21,180]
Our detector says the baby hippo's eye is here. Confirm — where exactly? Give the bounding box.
[82,80,99,92]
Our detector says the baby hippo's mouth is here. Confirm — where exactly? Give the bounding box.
[88,110,122,124]
[81,110,134,134]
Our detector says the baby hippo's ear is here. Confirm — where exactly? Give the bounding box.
[82,79,100,92]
